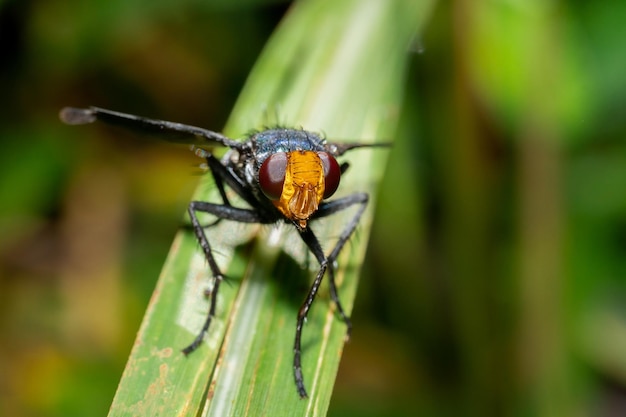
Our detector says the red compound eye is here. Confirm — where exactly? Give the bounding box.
[259,152,287,200]
[317,152,341,198]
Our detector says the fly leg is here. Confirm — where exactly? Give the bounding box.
[183,148,276,354]
[182,201,263,354]
[293,192,369,398]
[313,193,369,337]
[189,152,258,230]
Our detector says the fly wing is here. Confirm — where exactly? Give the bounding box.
[325,141,391,157]
[59,106,243,150]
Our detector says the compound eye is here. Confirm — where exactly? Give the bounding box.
[317,152,341,199]
[259,152,287,200]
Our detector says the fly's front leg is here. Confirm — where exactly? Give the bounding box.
[182,201,226,354]
[318,192,369,340]
[293,192,369,398]
[182,201,263,355]
[293,253,327,398]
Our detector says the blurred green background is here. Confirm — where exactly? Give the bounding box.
[1,0,626,416]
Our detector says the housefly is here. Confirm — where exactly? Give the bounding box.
[59,106,385,398]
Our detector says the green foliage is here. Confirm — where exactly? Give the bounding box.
[104,0,432,415]
[2,0,626,416]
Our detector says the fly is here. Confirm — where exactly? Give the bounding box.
[59,106,385,398]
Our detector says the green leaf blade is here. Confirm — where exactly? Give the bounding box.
[107,0,435,415]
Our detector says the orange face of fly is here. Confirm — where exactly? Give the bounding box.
[259,150,341,229]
